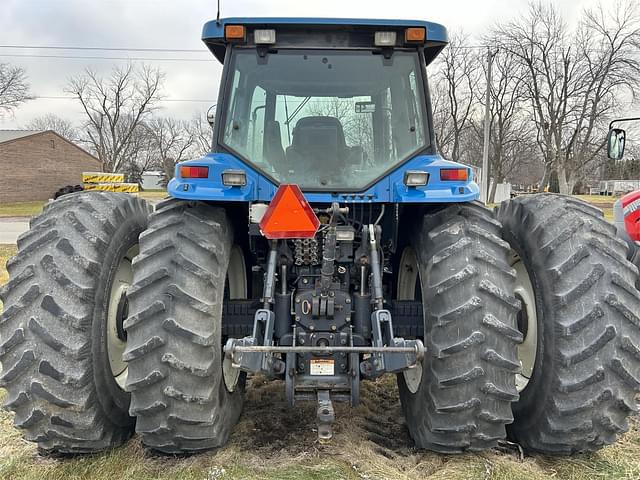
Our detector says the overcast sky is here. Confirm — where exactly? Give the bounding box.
[0,0,603,130]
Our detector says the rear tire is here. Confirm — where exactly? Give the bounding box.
[397,203,520,453]
[498,194,640,454]
[0,192,150,454]
[124,199,245,453]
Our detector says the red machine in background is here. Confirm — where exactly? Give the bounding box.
[616,191,640,242]
[615,191,640,263]
[608,118,640,264]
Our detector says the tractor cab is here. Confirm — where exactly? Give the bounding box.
[168,18,478,203]
[207,19,444,191]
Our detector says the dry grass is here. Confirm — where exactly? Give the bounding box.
[0,245,16,286]
[1,202,640,479]
[0,201,45,218]
[574,194,619,205]
[0,374,639,480]
[0,191,166,220]
[138,190,169,202]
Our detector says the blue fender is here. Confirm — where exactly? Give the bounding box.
[168,153,479,204]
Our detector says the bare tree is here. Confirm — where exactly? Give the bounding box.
[495,3,575,192]
[147,117,196,181]
[495,0,640,193]
[560,1,640,191]
[187,111,214,158]
[119,122,159,184]
[66,63,164,173]
[26,114,78,142]
[477,49,539,202]
[431,32,481,163]
[0,63,31,116]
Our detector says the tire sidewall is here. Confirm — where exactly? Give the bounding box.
[92,212,147,428]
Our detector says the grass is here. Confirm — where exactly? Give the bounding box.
[0,201,45,218]
[138,190,168,202]
[0,191,167,219]
[0,197,638,479]
[0,245,16,286]
[574,194,619,211]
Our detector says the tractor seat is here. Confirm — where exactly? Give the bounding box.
[286,116,350,169]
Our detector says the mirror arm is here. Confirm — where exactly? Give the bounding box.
[609,117,640,130]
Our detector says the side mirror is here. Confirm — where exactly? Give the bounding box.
[355,101,376,114]
[206,105,216,127]
[607,128,626,160]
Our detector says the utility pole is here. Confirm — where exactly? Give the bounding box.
[481,47,495,204]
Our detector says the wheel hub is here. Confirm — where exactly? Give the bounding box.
[106,247,137,390]
[512,254,538,392]
[397,246,424,391]
[221,246,246,393]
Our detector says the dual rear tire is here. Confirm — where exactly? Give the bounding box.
[397,195,640,454]
[0,192,150,453]
[0,194,244,455]
[498,194,640,454]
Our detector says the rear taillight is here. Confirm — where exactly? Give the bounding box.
[180,166,209,179]
[440,168,468,182]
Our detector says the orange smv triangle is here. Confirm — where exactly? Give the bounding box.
[259,184,320,239]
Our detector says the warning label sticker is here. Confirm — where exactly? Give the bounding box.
[310,359,335,376]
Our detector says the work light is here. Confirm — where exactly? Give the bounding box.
[403,170,429,187]
[374,31,397,47]
[254,29,276,44]
[222,169,247,186]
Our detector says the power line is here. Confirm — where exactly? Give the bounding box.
[0,44,207,53]
[34,95,216,103]
[0,53,212,62]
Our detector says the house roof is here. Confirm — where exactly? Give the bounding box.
[0,130,44,144]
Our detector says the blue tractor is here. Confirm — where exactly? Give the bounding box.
[2,18,640,457]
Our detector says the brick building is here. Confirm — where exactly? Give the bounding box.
[0,130,102,203]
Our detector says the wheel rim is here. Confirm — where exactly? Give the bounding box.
[397,247,419,301]
[397,246,424,391]
[512,253,538,392]
[107,245,137,390]
[222,245,247,393]
[403,363,423,394]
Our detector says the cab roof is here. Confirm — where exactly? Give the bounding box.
[202,17,448,65]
